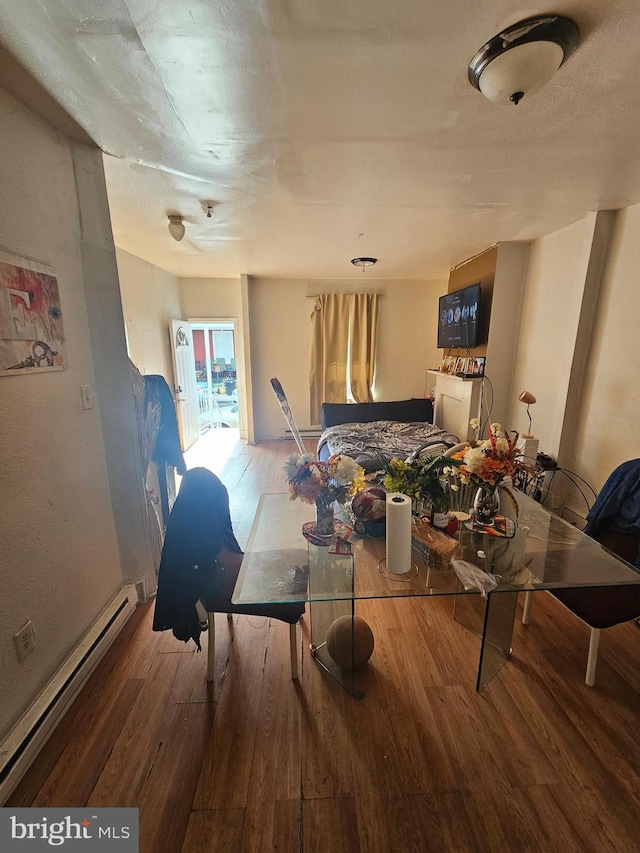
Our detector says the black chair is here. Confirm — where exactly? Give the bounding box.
[153,468,305,682]
[523,460,640,686]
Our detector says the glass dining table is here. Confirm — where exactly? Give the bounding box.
[232,491,640,697]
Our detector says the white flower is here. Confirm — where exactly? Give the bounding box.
[492,436,507,454]
[450,483,459,492]
[332,454,360,485]
[490,423,507,442]
[469,418,480,433]
[283,452,313,481]
[463,446,486,474]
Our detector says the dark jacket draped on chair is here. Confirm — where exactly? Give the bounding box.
[584,458,640,568]
[153,467,305,650]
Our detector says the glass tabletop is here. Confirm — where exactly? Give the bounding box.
[231,492,640,606]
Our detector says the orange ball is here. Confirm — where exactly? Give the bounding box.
[326,615,375,668]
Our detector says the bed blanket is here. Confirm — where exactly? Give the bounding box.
[318,420,460,470]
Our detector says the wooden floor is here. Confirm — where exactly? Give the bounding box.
[8,439,640,852]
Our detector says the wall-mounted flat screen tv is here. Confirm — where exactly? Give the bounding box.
[437,282,481,349]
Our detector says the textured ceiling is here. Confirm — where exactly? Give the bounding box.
[2,0,640,278]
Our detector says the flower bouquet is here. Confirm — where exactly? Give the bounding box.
[448,422,520,526]
[284,452,366,537]
[383,454,462,533]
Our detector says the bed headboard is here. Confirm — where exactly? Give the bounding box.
[321,398,434,430]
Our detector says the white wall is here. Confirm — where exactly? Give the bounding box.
[485,242,530,428]
[374,280,444,400]
[508,216,597,456]
[249,279,315,439]
[180,277,242,320]
[116,248,182,380]
[505,209,640,519]
[0,90,138,741]
[570,204,640,494]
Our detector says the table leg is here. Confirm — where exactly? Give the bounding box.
[309,598,364,699]
[308,544,363,699]
[453,591,485,638]
[476,591,519,691]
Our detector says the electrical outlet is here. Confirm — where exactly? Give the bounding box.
[14,620,35,662]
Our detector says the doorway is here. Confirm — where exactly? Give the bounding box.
[190,321,239,434]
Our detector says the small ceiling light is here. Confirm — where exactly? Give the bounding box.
[351,257,378,271]
[468,15,579,105]
[168,215,185,242]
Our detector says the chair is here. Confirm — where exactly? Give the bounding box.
[522,459,640,686]
[199,544,303,682]
[153,468,305,682]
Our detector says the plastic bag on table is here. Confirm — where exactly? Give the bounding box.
[450,559,498,597]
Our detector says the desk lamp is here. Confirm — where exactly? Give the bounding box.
[517,391,538,469]
[518,391,536,437]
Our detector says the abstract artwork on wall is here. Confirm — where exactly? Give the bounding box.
[0,251,67,375]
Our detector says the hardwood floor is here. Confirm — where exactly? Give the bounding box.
[8,439,640,852]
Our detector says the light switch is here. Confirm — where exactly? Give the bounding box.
[81,383,95,410]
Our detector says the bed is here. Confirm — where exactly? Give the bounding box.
[317,398,460,472]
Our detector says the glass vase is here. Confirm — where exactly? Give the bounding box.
[473,484,500,527]
[314,490,335,538]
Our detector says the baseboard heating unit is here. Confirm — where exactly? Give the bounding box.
[0,584,139,804]
[281,428,322,440]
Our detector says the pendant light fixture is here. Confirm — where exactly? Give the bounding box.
[468,15,579,105]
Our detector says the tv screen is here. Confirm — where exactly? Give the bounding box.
[437,282,481,349]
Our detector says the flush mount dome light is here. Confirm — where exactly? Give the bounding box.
[351,257,378,270]
[168,214,185,241]
[468,15,579,105]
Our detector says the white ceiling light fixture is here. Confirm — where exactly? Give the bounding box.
[168,214,185,242]
[351,257,377,271]
[468,15,579,105]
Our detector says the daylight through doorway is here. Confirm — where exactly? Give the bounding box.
[190,321,239,433]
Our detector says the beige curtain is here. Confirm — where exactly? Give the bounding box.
[309,292,379,424]
[349,292,379,403]
[310,294,350,424]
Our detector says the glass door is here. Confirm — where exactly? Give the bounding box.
[190,322,238,432]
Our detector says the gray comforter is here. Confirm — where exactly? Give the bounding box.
[317,420,460,470]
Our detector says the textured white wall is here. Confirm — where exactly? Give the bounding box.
[180,277,242,320]
[484,243,530,429]
[116,248,182,381]
[504,210,640,518]
[374,279,445,400]
[0,91,127,740]
[570,204,640,494]
[508,217,597,457]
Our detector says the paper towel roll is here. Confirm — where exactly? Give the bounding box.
[386,492,412,574]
